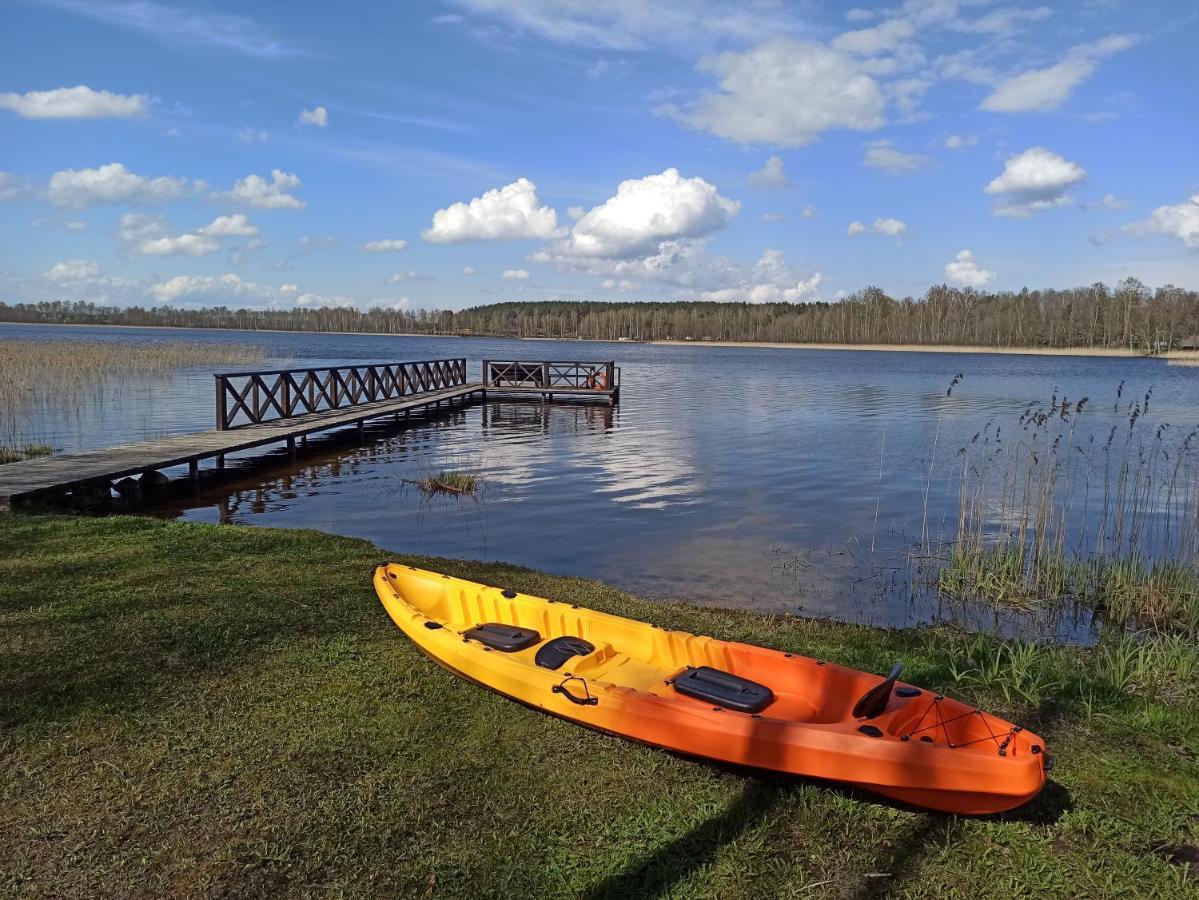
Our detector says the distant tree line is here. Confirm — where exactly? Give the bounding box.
[3,279,1198,350]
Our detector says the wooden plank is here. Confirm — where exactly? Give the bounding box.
[0,384,483,509]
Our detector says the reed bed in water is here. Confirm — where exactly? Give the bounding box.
[0,338,265,445]
[940,382,1199,633]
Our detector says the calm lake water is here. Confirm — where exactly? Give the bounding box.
[4,322,1196,640]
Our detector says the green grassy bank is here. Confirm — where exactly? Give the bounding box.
[1,514,1197,898]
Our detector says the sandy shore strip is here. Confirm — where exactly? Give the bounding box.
[648,339,1199,361]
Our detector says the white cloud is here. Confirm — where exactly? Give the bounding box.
[760,211,787,223]
[541,168,738,261]
[362,238,408,252]
[298,105,328,127]
[846,8,876,22]
[151,273,268,303]
[801,204,818,219]
[567,205,586,220]
[847,220,867,235]
[297,235,336,253]
[863,144,930,173]
[441,0,799,51]
[749,155,791,188]
[662,39,885,147]
[422,178,562,243]
[199,214,258,237]
[462,265,476,275]
[0,85,150,119]
[238,126,269,142]
[141,233,220,256]
[502,268,530,280]
[873,217,907,236]
[43,258,101,282]
[126,213,258,256]
[47,162,192,208]
[295,292,356,308]
[831,18,914,56]
[1123,195,1199,249]
[224,169,305,209]
[65,220,87,230]
[981,34,1138,113]
[698,249,822,303]
[949,6,1052,35]
[984,146,1086,216]
[280,283,299,293]
[944,133,977,150]
[0,172,31,201]
[944,249,996,287]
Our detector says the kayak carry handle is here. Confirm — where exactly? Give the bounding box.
[553,674,598,706]
[852,662,902,719]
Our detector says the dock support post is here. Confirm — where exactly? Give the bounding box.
[188,459,199,491]
[287,436,296,459]
[357,420,365,441]
[217,454,225,469]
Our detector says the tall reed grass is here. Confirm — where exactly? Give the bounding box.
[0,338,265,447]
[939,383,1199,632]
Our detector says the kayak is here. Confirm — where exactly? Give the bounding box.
[374,564,1050,814]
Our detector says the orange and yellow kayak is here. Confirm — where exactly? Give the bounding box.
[374,564,1050,814]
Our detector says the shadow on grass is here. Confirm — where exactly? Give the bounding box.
[580,777,789,900]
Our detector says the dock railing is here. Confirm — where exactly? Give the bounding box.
[214,358,468,430]
[481,360,618,391]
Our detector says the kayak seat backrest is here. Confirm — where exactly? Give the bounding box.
[464,623,541,652]
[852,662,903,719]
[673,665,775,714]
[535,636,596,670]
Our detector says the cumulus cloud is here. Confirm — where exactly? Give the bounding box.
[863,143,930,173]
[984,146,1086,216]
[43,258,101,282]
[0,85,150,118]
[298,105,328,127]
[1122,195,1199,249]
[661,38,885,147]
[873,217,907,236]
[698,249,822,303]
[944,133,977,150]
[422,178,562,243]
[47,162,192,208]
[462,265,476,275]
[944,249,996,287]
[540,168,738,261]
[223,169,305,209]
[801,204,818,219]
[502,268,530,280]
[123,213,258,256]
[981,34,1138,113]
[362,238,407,252]
[847,220,867,235]
[949,6,1052,35]
[846,8,875,22]
[151,273,267,303]
[749,155,791,188]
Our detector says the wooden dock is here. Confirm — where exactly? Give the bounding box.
[0,357,619,510]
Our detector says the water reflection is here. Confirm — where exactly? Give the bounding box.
[4,323,1196,640]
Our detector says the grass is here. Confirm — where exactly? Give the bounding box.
[939,384,1199,632]
[0,338,265,444]
[2,513,1197,898]
[0,442,54,465]
[403,468,485,495]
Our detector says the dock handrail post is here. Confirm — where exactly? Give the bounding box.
[606,361,615,390]
[482,359,491,386]
[215,375,228,430]
[541,362,549,388]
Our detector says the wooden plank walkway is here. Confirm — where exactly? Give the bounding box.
[0,381,619,510]
[0,384,484,510]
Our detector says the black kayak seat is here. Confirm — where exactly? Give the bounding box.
[464,623,541,652]
[535,636,595,670]
[673,666,775,714]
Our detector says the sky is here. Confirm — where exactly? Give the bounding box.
[1,0,1197,312]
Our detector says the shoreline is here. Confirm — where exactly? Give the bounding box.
[4,321,1197,360]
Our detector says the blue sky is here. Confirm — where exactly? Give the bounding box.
[1,0,1196,311]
